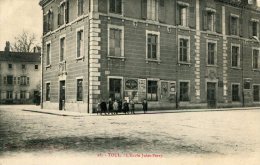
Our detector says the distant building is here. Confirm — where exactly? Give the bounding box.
[0,42,41,104]
[39,0,260,113]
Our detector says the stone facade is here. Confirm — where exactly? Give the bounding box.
[40,0,260,113]
[0,43,41,104]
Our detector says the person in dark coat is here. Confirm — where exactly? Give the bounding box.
[108,98,113,115]
[100,100,107,115]
[123,100,129,114]
[142,99,148,114]
[118,100,122,113]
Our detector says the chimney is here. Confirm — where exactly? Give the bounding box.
[4,41,10,52]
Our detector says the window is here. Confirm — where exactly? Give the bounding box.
[60,37,65,62]
[147,0,158,21]
[20,76,27,86]
[207,42,216,65]
[43,10,53,33]
[35,65,39,70]
[6,91,13,99]
[230,15,239,35]
[20,91,26,99]
[46,43,51,66]
[252,21,258,37]
[203,10,216,31]
[46,83,50,101]
[253,49,259,69]
[146,31,160,61]
[109,78,122,100]
[22,64,26,70]
[232,84,240,102]
[8,64,12,69]
[147,80,158,101]
[77,79,83,101]
[231,45,240,67]
[7,75,13,85]
[179,81,189,101]
[179,6,188,26]
[179,36,190,63]
[77,29,84,58]
[147,34,158,59]
[108,25,124,57]
[58,1,69,26]
[13,77,16,85]
[78,0,84,16]
[109,0,122,14]
[253,85,260,102]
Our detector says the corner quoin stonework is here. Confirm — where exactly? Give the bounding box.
[88,0,101,113]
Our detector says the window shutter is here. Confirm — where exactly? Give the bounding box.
[176,5,180,25]
[240,17,243,37]
[216,13,222,33]
[50,12,53,31]
[26,92,30,99]
[58,8,61,26]
[159,0,166,23]
[141,0,147,19]
[248,20,252,38]
[27,77,30,85]
[4,76,6,84]
[65,1,70,23]
[189,4,195,28]
[203,10,208,30]
[43,14,48,33]
[229,15,232,35]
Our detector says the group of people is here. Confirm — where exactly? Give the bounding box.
[96,98,148,115]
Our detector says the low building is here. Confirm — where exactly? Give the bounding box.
[0,42,41,104]
[39,0,260,113]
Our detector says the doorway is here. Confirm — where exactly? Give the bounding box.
[59,80,66,110]
[207,82,216,108]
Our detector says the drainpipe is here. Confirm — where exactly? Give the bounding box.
[41,7,44,109]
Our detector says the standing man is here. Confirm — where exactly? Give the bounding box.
[142,99,148,114]
[130,99,135,114]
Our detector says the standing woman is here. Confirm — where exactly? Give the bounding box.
[142,99,148,114]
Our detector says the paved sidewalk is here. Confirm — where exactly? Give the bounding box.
[22,106,260,117]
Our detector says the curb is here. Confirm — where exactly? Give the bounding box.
[22,107,260,117]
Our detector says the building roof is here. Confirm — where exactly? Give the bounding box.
[0,51,41,63]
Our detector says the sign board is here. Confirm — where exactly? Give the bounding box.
[138,79,146,102]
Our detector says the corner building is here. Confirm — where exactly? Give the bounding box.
[39,0,260,113]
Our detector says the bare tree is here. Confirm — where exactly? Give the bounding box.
[11,31,40,52]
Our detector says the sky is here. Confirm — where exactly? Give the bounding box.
[0,0,42,51]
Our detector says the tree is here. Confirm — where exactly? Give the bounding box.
[11,31,40,52]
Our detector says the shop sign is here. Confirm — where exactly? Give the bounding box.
[125,79,138,90]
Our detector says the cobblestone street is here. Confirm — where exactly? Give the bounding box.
[0,105,260,165]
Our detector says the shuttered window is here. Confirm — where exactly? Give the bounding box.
[253,49,259,69]
[232,46,240,67]
[77,30,84,58]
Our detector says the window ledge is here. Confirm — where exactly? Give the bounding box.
[46,65,51,69]
[146,59,161,64]
[77,101,83,103]
[76,56,85,61]
[252,69,260,72]
[178,62,191,67]
[231,67,242,70]
[206,65,218,67]
[107,56,125,61]
[178,25,190,30]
